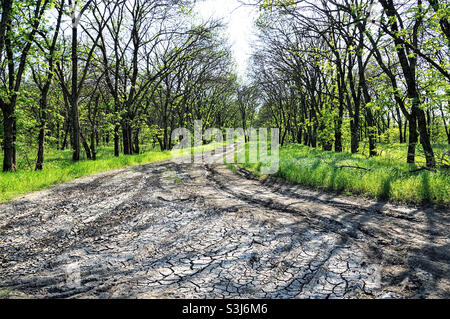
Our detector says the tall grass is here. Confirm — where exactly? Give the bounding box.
[0,141,227,203]
[238,143,450,205]
[0,147,172,202]
[1,141,448,205]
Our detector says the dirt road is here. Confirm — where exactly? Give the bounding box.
[0,157,449,298]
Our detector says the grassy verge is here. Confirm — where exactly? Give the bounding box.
[2,140,448,205]
[0,149,172,203]
[0,141,227,203]
[236,143,450,205]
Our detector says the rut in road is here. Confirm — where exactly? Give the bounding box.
[0,158,449,298]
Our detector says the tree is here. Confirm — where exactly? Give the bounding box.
[31,0,65,170]
[0,0,53,171]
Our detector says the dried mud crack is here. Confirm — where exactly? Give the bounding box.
[0,158,449,299]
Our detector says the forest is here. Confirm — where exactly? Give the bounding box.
[0,0,449,301]
[0,0,449,203]
[251,0,449,163]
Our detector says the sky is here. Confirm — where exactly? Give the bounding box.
[194,0,259,78]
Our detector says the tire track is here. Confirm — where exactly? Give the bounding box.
[0,153,448,299]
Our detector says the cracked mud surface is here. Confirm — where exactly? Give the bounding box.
[0,156,449,298]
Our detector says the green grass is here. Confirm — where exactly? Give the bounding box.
[0,141,228,203]
[2,140,448,205]
[0,147,173,203]
[236,143,450,205]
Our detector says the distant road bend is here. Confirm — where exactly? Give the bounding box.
[0,148,449,298]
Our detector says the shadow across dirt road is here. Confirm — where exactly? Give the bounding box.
[0,156,448,298]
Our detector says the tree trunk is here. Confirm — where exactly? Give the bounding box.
[70,2,80,162]
[71,101,81,161]
[366,109,377,157]
[312,122,318,148]
[122,122,133,155]
[415,106,436,167]
[304,128,309,146]
[281,128,288,147]
[334,104,344,153]
[2,107,17,172]
[157,136,164,151]
[350,118,359,154]
[297,126,303,144]
[56,121,60,150]
[114,125,119,157]
[35,126,45,170]
[359,63,377,156]
[35,87,50,170]
[163,126,169,151]
[62,123,69,151]
[122,124,129,155]
[396,108,404,143]
[403,121,408,144]
[90,131,96,161]
[133,128,140,154]
[379,0,435,167]
[335,71,344,153]
[80,132,92,160]
[407,113,418,164]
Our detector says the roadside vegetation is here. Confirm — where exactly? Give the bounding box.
[235,142,450,205]
[0,141,228,203]
[0,146,171,203]
[0,1,449,207]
